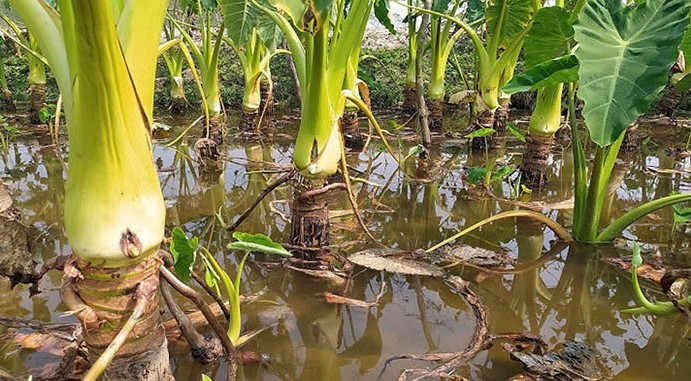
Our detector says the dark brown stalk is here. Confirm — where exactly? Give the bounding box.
[191,270,231,321]
[226,171,293,233]
[239,109,258,132]
[342,110,364,150]
[160,282,223,363]
[160,266,237,361]
[402,84,417,114]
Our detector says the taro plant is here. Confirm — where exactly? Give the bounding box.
[500,0,691,242]
[12,0,172,378]
[502,0,581,189]
[404,0,534,147]
[570,0,691,242]
[425,0,483,131]
[171,1,225,144]
[170,228,291,345]
[161,0,191,114]
[251,0,398,251]
[0,14,47,124]
[218,0,287,132]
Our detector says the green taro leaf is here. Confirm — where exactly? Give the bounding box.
[486,0,532,49]
[464,127,495,139]
[200,254,220,288]
[432,0,452,13]
[467,166,487,184]
[228,232,292,256]
[574,0,691,147]
[219,0,258,47]
[507,121,525,142]
[375,0,396,34]
[674,72,691,92]
[466,0,485,24]
[170,227,199,282]
[524,7,573,68]
[257,12,283,51]
[491,165,515,183]
[502,55,579,94]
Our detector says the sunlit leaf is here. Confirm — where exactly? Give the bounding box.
[170,227,199,282]
[228,232,292,256]
[219,0,258,47]
[574,0,691,147]
[486,0,532,49]
[524,7,573,68]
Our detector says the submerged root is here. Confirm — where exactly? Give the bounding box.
[520,134,553,190]
[62,253,173,381]
[2,90,15,113]
[342,110,364,150]
[402,84,417,114]
[29,83,47,125]
[290,177,331,257]
[170,96,187,115]
[205,115,223,146]
[239,109,258,132]
[428,98,444,132]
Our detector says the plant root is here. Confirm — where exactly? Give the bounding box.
[428,98,444,132]
[520,134,553,190]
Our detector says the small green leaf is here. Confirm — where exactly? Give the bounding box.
[464,128,495,139]
[631,242,642,268]
[673,203,691,224]
[520,184,532,195]
[200,254,220,289]
[490,165,515,183]
[228,232,292,256]
[201,375,213,381]
[170,227,199,282]
[467,166,487,184]
[407,144,425,156]
[507,122,525,142]
[673,72,691,92]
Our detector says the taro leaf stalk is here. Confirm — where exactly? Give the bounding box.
[171,1,225,144]
[404,0,534,148]
[572,0,691,243]
[12,0,172,378]
[218,0,287,132]
[0,14,47,123]
[252,0,399,251]
[402,0,420,113]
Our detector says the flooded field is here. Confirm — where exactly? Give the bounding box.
[2,114,691,380]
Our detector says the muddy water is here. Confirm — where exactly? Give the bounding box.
[1,117,691,380]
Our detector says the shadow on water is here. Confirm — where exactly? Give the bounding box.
[1,116,691,379]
